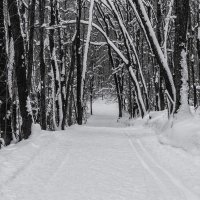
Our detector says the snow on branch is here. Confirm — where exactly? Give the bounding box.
[61,19,129,65]
[128,0,176,115]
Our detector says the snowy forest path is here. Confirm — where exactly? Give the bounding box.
[0,100,200,200]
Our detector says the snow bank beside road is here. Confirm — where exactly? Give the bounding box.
[120,108,200,155]
[160,117,200,155]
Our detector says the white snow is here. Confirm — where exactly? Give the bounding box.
[0,100,200,200]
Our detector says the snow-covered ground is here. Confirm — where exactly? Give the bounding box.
[0,100,200,200]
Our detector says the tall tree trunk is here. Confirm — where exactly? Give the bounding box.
[49,0,63,129]
[197,2,200,89]
[76,0,83,125]
[188,7,197,107]
[56,1,66,129]
[39,0,46,130]
[62,39,76,129]
[27,0,36,94]
[0,0,12,145]
[8,0,32,139]
[156,0,165,110]
[174,0,190,112]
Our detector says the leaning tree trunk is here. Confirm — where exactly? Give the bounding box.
[129,0,176,115]
[7,0,32,139]
[173,0,190,112]
[106,0,146,117]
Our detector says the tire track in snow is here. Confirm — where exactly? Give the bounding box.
[136,139,199,200]
[0,134,72,200]
[42,146,71,191]
[125,133,173,200]
[0,135,55,190]
[124,131,199,200]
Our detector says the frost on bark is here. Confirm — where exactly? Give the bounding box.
[0,0,12,145]
[197,2,200,89]
[174,0,189,112]
[27,0,36,94]
[156,0,165,111]
[62,38,76,129]
[176,50,191,118]
[7,0,32,139]
[81,0,95,102]
[49,0,63,130]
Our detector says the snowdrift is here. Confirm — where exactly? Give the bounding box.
[120,108,200,155]
[159,116,200,155]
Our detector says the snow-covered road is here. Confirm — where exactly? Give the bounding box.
[0,100,200,200]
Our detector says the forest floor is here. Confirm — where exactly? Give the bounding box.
[0,100,200,200]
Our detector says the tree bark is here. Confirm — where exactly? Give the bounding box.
[76,0,83,125]
[0,0,12,145]
[27,0,36,94]
[174,0,190,112]
[39,0,46,130]
[156,0,165,110]
[8,0,32,139]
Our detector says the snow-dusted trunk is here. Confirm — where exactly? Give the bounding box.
[27,0,36,94]
[81,0,95,101]
[188,10,197,107]
[62,37,76,129]
[0,0,12,145]
[7,0,32,139]
[197,2,200,87]
[108,1,149,112]
[39,0,46,130]
[163,0,174,60]
[156,0,165,111]
[49,0,63,130]
[176,50,191,118]
[173,0,189,112]
[129,0,176,115]
[56,1,66,130]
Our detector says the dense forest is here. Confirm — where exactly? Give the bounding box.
[0,0,198,147]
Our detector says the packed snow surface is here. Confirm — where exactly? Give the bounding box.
[0,100,200,200]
